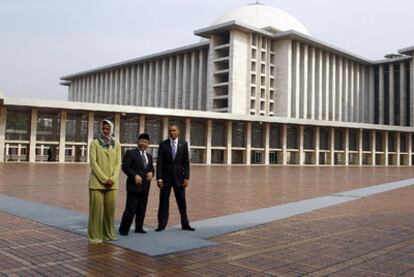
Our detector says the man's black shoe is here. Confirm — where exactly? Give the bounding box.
[182,225,195,231]
[155,227,165,232]
[134,229,147,234]
[119,230,129,236]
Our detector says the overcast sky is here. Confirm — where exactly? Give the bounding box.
[1,0,413,100]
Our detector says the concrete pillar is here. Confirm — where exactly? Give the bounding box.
[167,57,174,109]
[337,57,343,121]
[344,128,349,165]
[175,56,182,109]
[274,40,292,117]
[154,60,161,107]
[104,72,110,104]
[324,53,330,121]
[123,68,129,105]
[160,59,167,108]
[87,112,94,164]
[343,59,349,122]
[206,119,212,164]
[330,55,336,121]
[354,65,360,122]
[229,31,250,114]
[17,144,22,161]
[142,64,148,106]
[379,65,384,124]
[316,50,323,120]
[185,118,191,145]
[408,133,412,166]
[139,115,145,134]
[330,127,335,165]
[114,70,120,105]
[226,121,232,165]
[369,67,375,123]
[59,111,66,163]
[294,42,300,118]
[358,129,363,166]
[264,123,270,165]
[148,62,154,107]
[396,132,401,166]
[299,125,304,165]
[410,58,414,126]
[302,45,308,119]
[5,144,9,161]
[314,126,320,165]
[389,63,394,125]
[29,108,38,162]
[114,113,121,141]
[400,62,406,126]
[384,131,389,166]
[84,76,90,102]
[246,122,252,165]
[360,66,366,123]
[97,74,103,103]
[108,71,114,104]
[198,50,205,110]
[370,130,376,166]
[136,65,142,106]
[0,107,6,162]
[349,62,354,122]
[282,124,288,165]
[130,67,136,105]
[162,117,169,140]
[40,144,44,162]
[189,52,196,110]
[182,54,189,110]
[310,47,316,119]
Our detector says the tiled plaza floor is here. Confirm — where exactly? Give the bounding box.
[0,164,414,276]
[1,164,414,227]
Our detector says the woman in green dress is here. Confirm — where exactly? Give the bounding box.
[88,119,121,244]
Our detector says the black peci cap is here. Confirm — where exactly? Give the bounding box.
[138,133,150,141]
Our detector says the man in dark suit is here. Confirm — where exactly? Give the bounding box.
[156,125,195,231]
[119,133,154,235]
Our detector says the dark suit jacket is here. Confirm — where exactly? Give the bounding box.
[122,148,154,193]
[156,138,190,187]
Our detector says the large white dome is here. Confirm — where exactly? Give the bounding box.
[212,4,310,36]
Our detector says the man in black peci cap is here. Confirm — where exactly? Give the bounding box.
[119,133,154,235]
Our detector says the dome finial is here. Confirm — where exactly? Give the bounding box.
[248,0,263,5]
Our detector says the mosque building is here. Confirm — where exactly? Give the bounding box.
[1,3,414,165]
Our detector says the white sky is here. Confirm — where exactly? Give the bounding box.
[1,0,413,100]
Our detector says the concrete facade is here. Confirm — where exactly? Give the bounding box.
[2,97,414,166]
[2,4,414,166]
[61,9,414,129]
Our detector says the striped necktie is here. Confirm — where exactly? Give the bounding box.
[141,150,147,167]
[172,141,176,160]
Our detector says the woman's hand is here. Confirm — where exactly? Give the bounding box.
[105,179,114,187]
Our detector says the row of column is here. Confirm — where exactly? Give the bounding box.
[205,120,413,166]
[1,108,413,166]
[290,42,373,123]
[70,49,208,111]
[377,61,412,126]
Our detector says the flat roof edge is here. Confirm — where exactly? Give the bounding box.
[3,96,414,133]
[60,41,210,81]
[398,45,414,55]
[196,21,372,64]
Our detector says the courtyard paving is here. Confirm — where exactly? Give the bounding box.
[0,164,414,276]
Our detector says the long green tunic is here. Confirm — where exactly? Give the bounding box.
[87,139,121,244]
